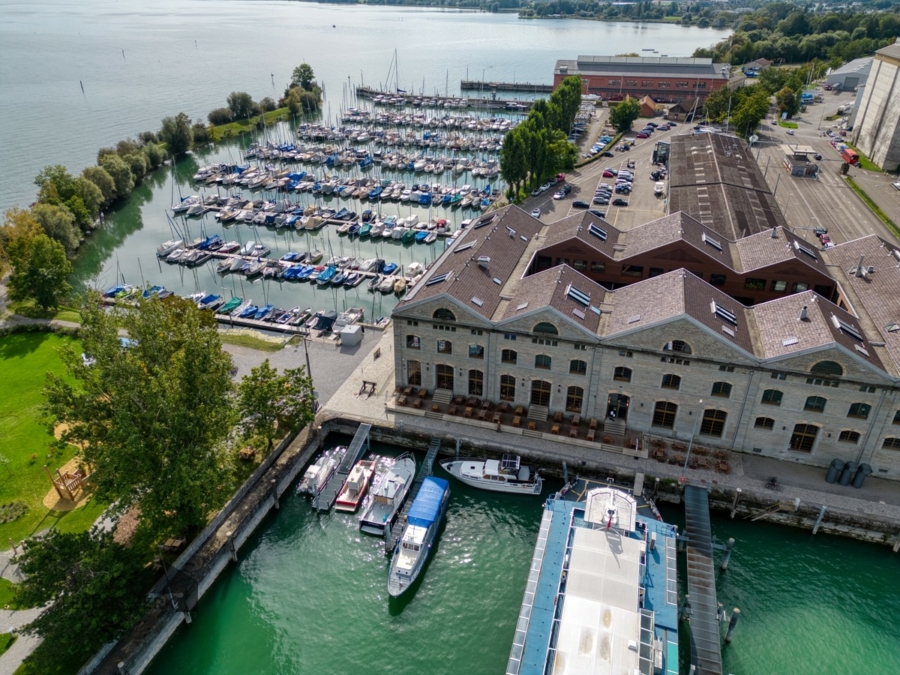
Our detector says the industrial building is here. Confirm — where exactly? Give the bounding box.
[826,57,873,91]
[553,56,733,103]
[851,41,900,171]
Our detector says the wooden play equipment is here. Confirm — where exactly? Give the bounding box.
[45,464,86,502]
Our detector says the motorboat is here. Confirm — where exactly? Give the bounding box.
[156,239,183,257]
[335,460,377,512]
[387,476,450,597]
[378,276,397,293]
[439,455,542,495]
[359,453,416,535]
[296,447,347,497]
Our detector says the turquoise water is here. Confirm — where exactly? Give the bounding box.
[148,439,900,674]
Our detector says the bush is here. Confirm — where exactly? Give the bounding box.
[208,107,234,125]
[259,97,276,113]
[192,122,210,145]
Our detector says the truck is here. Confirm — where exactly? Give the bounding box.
[841,147,859,165]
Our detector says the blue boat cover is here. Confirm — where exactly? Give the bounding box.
[407,477,449,528]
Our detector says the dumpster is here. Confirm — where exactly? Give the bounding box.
[825,458,843,484]
[852,463,873,489]
[838,461,857,486]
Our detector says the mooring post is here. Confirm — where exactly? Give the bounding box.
[717,603,724,624]
[793,497,800,512]
[893,538,900,554]
[226,531,238,562]
[653,476,660,500]
[730,488,741,519]
[562,461,568,485]
[678,529,687,552]
[812,505,827,535]
[455,438,460,458]
[271,479,279,510]
[724,608,741,643]
[679,594,691,621]
[720,538,736,571]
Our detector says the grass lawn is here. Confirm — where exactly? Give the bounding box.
[7,300,81,324]
[218,331,288,353]
[778,120,799,129]
[0,333,105,547]
[845,142,881,172]
[209,107,292,142]
[0,632,16,657]
[0,577,34,610]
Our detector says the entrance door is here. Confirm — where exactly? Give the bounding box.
[436,364,454,391]
[606,394,630,421]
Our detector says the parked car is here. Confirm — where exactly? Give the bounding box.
[572,200,590,209]
[593,197,610,205]
[553,191,565,200]
[668,122,677,126]
[819,233,831,245]
[602,169,618,177]
[824,84,833,91]
[786,129,795,135]
[612,198,629,207]
[636,132,649,139]
[654,181,665,196]
[627,159,636,169]
[601,151,615,157]
[892,182,900,191]
[589,209,606,218]
[562,184,572,195]
[615,185,632,194]
[531,208,541,219]
[814,225,829,235]
[646,122,658,127]
[814,153,822,160]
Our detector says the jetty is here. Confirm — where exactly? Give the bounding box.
[355,86,533,111]
[683,484,724,675]
[385,437,441,552]
[314,424,372,512]
[460,80,553,94]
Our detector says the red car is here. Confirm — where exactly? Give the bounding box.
[602,169,618,177]
[636,132,649,139]
[819,234,832,245]
[824,84,833,91]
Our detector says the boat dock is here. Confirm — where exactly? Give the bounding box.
[355,85,534,110]
[313,424,372,512]
[460,80,553,94]
[385,437,441,552]
[683,484,724,675]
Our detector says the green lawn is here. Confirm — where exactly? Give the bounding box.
[0,632,16,657]
[778,120,799,129]
[209,107,293,142]
[0,333,104,547]
[845,142,882,172]
[219,331,288,352]
[0,577,33,610]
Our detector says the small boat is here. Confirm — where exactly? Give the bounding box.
[368,274,382,292]
[439,455,542,495]
[378,276,397,293]
[415,230,429,243]
[393,278,407,294]
[156,239,183,257]
[218,296,242,314]
[407,262,424,276]
[387,476,450,597]
[238,303,259,319]
[382,262,398,275]
[335,460,377,512]
[424,231,437,244]
[296,447,347,497]
[360,453,416,535]
[253,304,274,321]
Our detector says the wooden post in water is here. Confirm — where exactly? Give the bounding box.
[730,488,741,519]
[724,608,741,643]
[720,538,735,571]
[812,505,827,535]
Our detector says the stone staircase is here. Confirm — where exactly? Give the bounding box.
[527,405,548,422]
[604,419,626,438]
[432,388,453,405]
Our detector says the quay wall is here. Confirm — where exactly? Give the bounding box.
[83,416,900,673]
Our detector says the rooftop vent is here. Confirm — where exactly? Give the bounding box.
[588,223,608,241]
[771,227,778,239]
[782,336,799,346]
[831,314,864,342]
[702,232,722,251]
[477,255,491,269]
[793,241,818,260]
[426,272,451,286]
[471,296,484,307]
[799,305,808,321]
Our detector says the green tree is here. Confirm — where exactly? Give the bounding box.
[730,88,771,137]
[15,528,149,662]
[227,91,256,119]
[259,96,277,113]
[208,107,234,125]
[122,152,149,185]
[44,296,236,538]
[7,233,72,310]
[286,87,320,114]
[0,207,42,274]
[775,86,800,117]
[74,176,104,219]
[34,165,76,204]
[238,360,316,451]
[65,195,92,233]
[609,98,641,132]
[82,166,117,206]
[143,143,165,170]
[159,112,193,157]
[292,63,316,90]
[500,129,527,198]
[31,203,80,255]
[100,154,135,199]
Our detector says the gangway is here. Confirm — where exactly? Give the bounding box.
[385,438,441,552]
[683,484,723,675]
[314,424,372,512]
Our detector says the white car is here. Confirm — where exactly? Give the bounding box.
[892,182,900,191]
[654,181,665,196]
[553,191,564,200]
[531,208,541,219]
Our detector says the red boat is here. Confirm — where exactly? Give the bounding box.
[335,460,376,512]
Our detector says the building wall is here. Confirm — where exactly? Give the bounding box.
[392,303,900,478]
[852,54,900,171]
[552,73,727,103]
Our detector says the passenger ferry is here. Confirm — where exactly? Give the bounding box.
[439,455,542,495]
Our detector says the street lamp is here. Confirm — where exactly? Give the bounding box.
[682,399,704,476]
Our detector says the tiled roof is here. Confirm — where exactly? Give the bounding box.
[732,227,829,274]
[537,212,621,257]
[502,265,605,334]
[398,206,543,319]
[876,42,900,62]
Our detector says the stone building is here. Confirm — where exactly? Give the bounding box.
[851,41,900,171]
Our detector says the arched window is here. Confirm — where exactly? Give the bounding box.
[754,417,775,430]
[531,380,551,407]
[790,424,819,452]
[566,386,584,413]
[407,360,422,387]
[661,374,681,390]
[569,359,587,375]
[501,349,517,364]
[533,322,559,336]
[535,354,552,370]
[711,382,732,398]
[761,389,783,406]
[432,308,456,322]
[847,402,871,419]
[406,335,421,349]
[700,409,727,437]
[468,370,484,397]
[468,344,484,359]
[883,438,900,450]
[810,361,843,376]
[499,374,516,401]
[838,430,860,444]
[663,340,692,354]
[435,364,454,390]
[652,401,677,429]
[614,366,632,382]
[437,339,452,355]
[804,396,827,413]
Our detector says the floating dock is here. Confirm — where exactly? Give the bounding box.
[460,80,553,94]
[385,437,441,552]
[683,484,724,675]
[355,85,534,110]
[314,424,372,512]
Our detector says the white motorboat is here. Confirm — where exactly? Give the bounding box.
[439,455,542,495]
[359,453,416,535]
[296,446,347,497]
[335,460,376,513]
[387,476,450,597]
[156,239,183,257]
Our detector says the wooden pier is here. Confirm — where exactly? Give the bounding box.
[385,438,441,553]
[314,424,372,512]
[460,80,553,94]
[354,85,533,111]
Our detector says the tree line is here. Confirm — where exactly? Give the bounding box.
[499,76,581,198]
[207,63,323,127]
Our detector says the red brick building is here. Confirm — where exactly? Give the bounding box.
[554,55,733,103]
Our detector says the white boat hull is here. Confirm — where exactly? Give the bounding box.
[439,458,542,495]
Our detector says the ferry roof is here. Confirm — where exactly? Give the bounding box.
[407,476,449,528]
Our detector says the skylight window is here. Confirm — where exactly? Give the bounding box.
[516,302,529,311]
[492,277,502,285]
[782,337,799,346]
[702,233,722,251]
[855,344,870,357]
[711,300,737,326]
[588,223,608,241]
[590,306,601,315]
[573,308,586,320]
[627,314,641,324]
[722,326,735,337]
[471,297,484,307]
[793,240,818,260]
[886,322,900,333]
[455,242,475,253]
[474,214,496,229]
[426,272,450,286]
[832,315,864,342]
[565,283,591,306]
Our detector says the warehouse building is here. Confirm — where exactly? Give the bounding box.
[826,57,873,91]
[851,42,900,171]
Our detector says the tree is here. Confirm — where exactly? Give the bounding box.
[159,112,193,157]
[143,143,165,170]
[237,360,315,451]
[609,98,641,132]
[775,86,800,117]
[82,166,117,206]
[259,97,276,113]
[500,130,527,198]
[227,91,256,120]
[730,88,771,137]
[31,203,80,255]
[14,528,149,661]
[0,207,42,274]
[286,87,320,114]
[99,154,135,199]
[65,195,92,233]
[7,233,72,310]
[292,63,316,91]
[34,165,76,204]
[44,296,236,538]
[73,176,104,219]
[122,152,149,185]
[208,107,234,125]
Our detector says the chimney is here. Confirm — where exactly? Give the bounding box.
[771,227,778,238]
[477,256,490,270]
[856,255,866,277]
[799,305,808,321]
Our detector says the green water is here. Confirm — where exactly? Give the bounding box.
[148,441,900,675]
